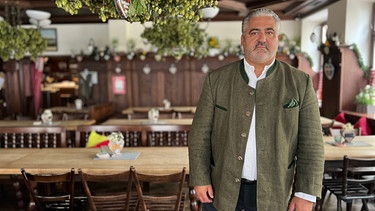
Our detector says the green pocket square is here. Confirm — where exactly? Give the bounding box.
[283,98,299,108]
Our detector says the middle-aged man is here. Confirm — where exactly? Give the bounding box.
[188,8,324,211]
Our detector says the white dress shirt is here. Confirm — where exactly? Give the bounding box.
[241,59,316,203]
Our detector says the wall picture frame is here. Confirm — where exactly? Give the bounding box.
[40,28,58,51]
[112,76,126,95]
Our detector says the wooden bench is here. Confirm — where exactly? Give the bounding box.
[89,102,113,123]
[75,124,191,147]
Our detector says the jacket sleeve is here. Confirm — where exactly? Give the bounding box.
[294,75,325,198]
[188,72,215,186]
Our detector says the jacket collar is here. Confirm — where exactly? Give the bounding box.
[239,59,277,84]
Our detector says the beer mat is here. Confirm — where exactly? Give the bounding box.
[94,152,140,160]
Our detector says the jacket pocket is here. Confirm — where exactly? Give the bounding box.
[215,104,227,111]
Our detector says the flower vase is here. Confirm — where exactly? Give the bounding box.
[356,104,375,114]
[108,132,124,156]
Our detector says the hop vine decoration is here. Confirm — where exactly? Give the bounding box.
[55,0,218,58]
[0,21,47,61]
[56,0,119,22]
[141,17,208,59]
[55,0,218,23]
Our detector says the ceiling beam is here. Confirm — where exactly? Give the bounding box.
[283,0,316,16]
[218,0,249,16]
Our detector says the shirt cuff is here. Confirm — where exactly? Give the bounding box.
[294,192,316,203]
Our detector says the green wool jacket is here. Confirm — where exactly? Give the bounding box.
[188,59,324,210]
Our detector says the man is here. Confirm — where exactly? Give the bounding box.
[188,8,324,211]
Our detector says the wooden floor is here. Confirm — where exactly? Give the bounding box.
[1,181,374,211]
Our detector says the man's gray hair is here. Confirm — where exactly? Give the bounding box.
[241,8,281,34]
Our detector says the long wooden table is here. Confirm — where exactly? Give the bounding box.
[122,106,196,119]
[2,137,374,211]
[0,147,189,210]
[0,119,96,131]
[0,147,188,175]
[1,137,374,173]
[122,106,196,115]
[101,118,193,125]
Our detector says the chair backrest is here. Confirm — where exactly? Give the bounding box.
[0,126,67,148]
[21,168,75,211]
[322,120,334,136]
[131,166,187,211]
[341,155,375,196]
[144,125,191,147]
[75,124,191,147]
[78,168,136,211]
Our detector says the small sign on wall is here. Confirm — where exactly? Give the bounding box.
[112,76,126,94]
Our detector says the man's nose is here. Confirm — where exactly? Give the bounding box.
[257,32,266,42]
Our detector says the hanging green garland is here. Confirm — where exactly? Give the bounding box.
[351,43,370,79]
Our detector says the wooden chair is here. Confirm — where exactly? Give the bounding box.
[21,168,76,211]
[0,126,68,210]
[322,120,335,136]
[131,166,187,211]
[78,168,137,211]
[0,126,67,148]
[322,155,375,211]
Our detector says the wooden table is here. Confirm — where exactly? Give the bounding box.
[50,106,90,115]
[316,136,375,211]
[0,147,188,175]
[0,147,190,210]
[0,119,96,131]
[122,106,196,119]
[101,118,193,125]
[122,106,196,114]
[323,135,375,161]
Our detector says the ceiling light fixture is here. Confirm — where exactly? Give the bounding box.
[200,7,220,19]
[26,9,51,28]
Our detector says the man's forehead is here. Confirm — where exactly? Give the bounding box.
[247,16,277,30]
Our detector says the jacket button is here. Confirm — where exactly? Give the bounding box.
[241,133,247,137]
[237,156,243,161]
[245,111,251,116]
[249,90,255,95]
[235,178,241,183]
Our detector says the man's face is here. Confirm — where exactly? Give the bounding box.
[241,16,279,66]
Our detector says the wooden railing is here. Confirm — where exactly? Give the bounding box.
[0,126,67,148]
[75,124,191,147]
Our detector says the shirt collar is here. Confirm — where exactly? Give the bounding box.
[243,59,275,87]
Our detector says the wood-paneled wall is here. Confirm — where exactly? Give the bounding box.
[1,53,314,117]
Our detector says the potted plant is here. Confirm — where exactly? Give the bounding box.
[355,84,375,113]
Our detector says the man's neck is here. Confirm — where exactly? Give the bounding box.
[245,58,275,77]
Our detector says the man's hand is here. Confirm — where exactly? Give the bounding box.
[194,185,214,203]
[288,196,313,211]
